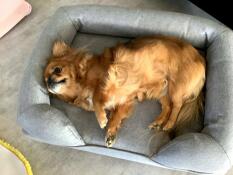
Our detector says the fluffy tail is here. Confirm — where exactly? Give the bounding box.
[173,91,204,136]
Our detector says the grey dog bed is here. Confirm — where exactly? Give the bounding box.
[18,5,233,174]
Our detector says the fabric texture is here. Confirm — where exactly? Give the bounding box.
[17,5,233,174]
[152,133,230,174]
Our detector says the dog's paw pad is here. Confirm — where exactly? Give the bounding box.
[105,134,116,147]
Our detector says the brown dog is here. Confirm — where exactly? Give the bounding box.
[44,36,205,147]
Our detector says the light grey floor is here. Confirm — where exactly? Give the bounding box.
[0,0,232,174]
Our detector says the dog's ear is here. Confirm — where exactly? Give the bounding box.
[52,41,70,57]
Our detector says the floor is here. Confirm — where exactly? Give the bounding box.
[0,0,232,175]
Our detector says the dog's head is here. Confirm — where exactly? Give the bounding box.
[44,41,76,95]
[44,41,91,97]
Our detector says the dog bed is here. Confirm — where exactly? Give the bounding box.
[17,5,233,174]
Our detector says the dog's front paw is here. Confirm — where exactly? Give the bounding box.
[96,112,108,129]
[105,133,116,147]
[99,118,108,129]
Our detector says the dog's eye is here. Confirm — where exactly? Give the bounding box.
[54,67,62,74]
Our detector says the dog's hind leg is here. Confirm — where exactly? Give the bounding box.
[162,99,183,131]
[149,95,171,130]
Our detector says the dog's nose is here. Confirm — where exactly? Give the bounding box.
[47,77,54,86]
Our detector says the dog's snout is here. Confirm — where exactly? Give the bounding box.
[47,77,54,86]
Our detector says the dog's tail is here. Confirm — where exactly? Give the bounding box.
[173,91,204,136]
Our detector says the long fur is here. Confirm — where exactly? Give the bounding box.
[174,92,204,136]
[44,35,206,147]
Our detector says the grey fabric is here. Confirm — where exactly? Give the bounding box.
[19,104,85,146]
[203,31,233,162]
[52,96,170,156]
[17,5,233,174]
[64,5,225,48]
[75,145,164,168]
[152,133,231,174]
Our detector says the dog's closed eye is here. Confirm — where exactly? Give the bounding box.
[58,78,66,83]
[54,67,62,74]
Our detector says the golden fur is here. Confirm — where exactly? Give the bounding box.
[44,36,205,147]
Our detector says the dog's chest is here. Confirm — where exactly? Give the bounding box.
[104,95,127,109]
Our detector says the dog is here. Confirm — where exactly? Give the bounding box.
[44,36,205,147]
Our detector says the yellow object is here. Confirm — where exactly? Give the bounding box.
[0,139,33,175]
